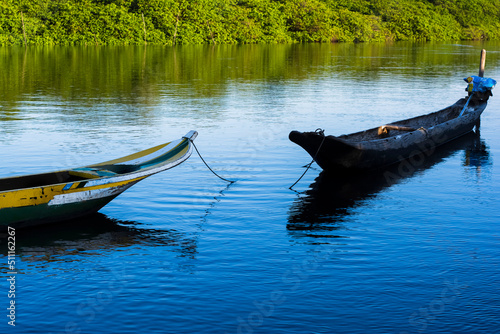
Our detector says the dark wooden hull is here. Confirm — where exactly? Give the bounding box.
[287,131,489,230]
[289,98,488,172]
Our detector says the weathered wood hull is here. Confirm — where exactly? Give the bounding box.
[289,98,487,172]
[0,131,197,229]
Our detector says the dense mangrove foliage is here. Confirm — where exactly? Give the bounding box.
[1,0,499,45]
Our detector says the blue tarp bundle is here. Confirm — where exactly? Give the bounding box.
[464,76,497,93]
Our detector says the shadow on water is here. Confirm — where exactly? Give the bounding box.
[463,130,492,172]
[287,131,491,236]
[0,181,234,266]
[0,212,198,261]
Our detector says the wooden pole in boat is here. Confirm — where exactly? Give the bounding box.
[479,49,486,77]
[475,49,486,130]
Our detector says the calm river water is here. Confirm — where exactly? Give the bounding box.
[1,42,500,333]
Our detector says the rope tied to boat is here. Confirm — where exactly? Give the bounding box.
[315,128,325,136]
[418,127,429,137]
[190,139,235,183]
[289,128,326,190]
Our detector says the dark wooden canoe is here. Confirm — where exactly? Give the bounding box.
[289,96,489,172]
[288,131,488,231]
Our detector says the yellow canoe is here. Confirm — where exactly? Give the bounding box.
[0,131,197,229]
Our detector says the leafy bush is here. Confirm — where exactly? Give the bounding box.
[0,0,499,45]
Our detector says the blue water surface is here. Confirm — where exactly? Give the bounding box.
[1,42,500,334]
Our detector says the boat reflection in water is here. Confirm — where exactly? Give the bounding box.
[1,213,198,262]
[463,130,491,177]
[287,131,491,236]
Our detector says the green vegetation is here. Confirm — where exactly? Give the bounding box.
[1,0,499,45]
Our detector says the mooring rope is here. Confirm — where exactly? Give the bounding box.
[289,128,326,190]
[190,139,235,183]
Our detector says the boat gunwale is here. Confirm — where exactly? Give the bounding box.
[331,98,486,145]
[0,135,194,194]
[289,97,488,172]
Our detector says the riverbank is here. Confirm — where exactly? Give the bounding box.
[1,0,499,46]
